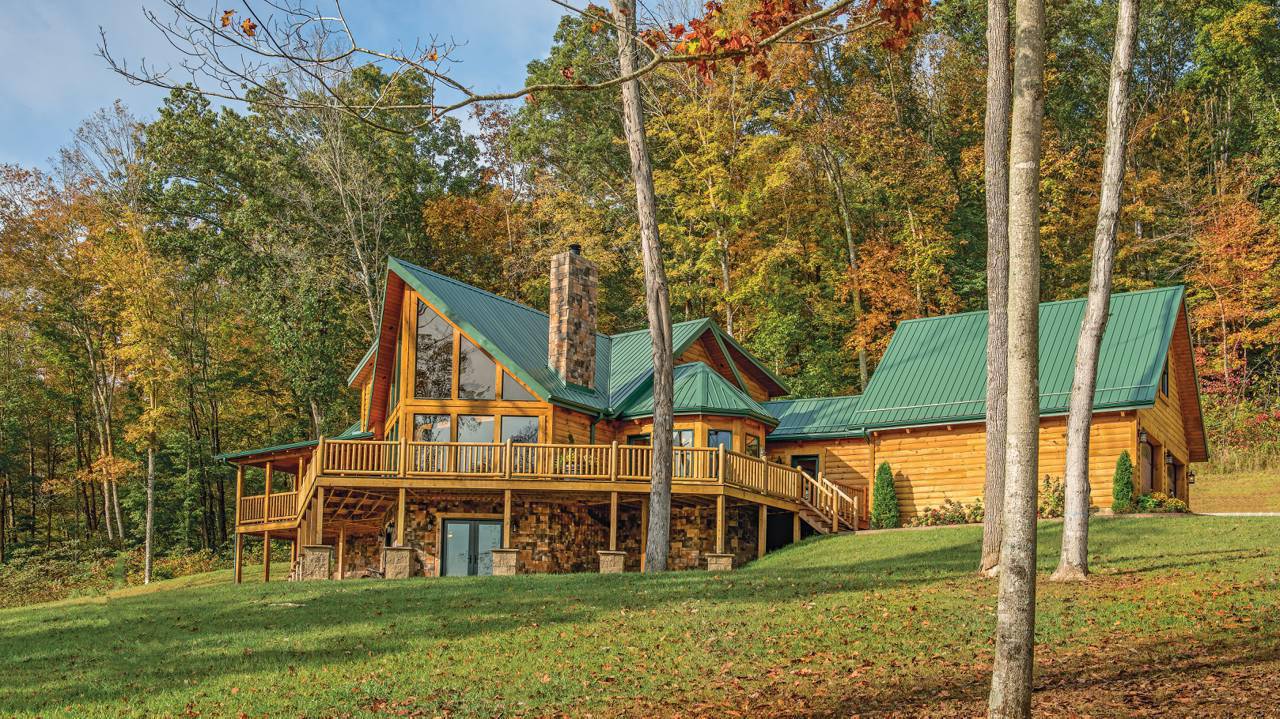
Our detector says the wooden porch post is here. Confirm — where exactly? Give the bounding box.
[396,487,406,546]
[793,512,801,544]
[262,531,271,583]
[639,497,649,572]
[609,491,619,552]
[337,524,346,580]
[502,489,512,548]
[715,494,726,555]
[233,532,243,584]
[234,465,244,523]
[263,461,273,519]
[757,504,767,559]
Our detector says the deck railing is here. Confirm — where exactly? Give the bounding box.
[236,437,861,531]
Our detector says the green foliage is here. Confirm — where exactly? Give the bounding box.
[1135,492,1191,514]
[870,461,900,529]
[1038,475,1066,519]
[906,498,984,527]
[1113,451,1136,513]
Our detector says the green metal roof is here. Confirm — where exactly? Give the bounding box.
[852,286,1188,431]
[615,362,778,426]
[385,257,784,416]
[215,423,371,463]
[763,396,865,440]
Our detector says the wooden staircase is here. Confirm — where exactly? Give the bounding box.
[796,470,860,534]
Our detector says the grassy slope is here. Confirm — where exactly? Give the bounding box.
[2,517,1277,718]
[1194,469,1280,513]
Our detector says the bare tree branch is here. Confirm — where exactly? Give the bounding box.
[100,0,879,132]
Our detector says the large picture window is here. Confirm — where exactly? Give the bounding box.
[502,372,536,401]
[457,415,496,443]
[501,416,540,444]
[415,301,454,399]
[708,429,733,450]
[413,413,451,442]
[458,336,497,400]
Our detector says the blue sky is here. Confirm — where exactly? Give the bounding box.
[0,1,567,169]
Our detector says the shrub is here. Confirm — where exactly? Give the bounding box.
[1112,451,1135,512]
[1037,475,1066,518]
[870,461,900,529]
[906,498,984,527]
[1133,492,1190,514]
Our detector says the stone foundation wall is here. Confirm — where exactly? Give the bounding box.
[332,494,764,577]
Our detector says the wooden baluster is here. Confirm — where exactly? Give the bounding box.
[504,439,513,478]
[826,473,837,533]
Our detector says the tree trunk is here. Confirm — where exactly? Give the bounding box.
[987,0,1046,712]
[612,0,675,572]
[980,0,1011,578]
[112,479,125,540]
[102,476,114,541]
[1053,0,1139,583]
[145,445,155,583]
[1,477,7,564]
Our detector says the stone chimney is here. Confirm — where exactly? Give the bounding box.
[547,244,598,387]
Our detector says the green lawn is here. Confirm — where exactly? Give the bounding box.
[3,517,1277,718]
[1194,469,1280,513]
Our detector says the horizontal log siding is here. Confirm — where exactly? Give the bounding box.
[870,413,1136,517]
[1136,344,1189,463]
[552,405,613,444]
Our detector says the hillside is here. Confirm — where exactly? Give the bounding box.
[3,516,1277,718]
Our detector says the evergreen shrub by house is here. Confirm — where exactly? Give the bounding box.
[1038,475,1066,518]
[1112,451,1135,512]
[870,461,900,529]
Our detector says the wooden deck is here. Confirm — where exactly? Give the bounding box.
[234,437,859,533]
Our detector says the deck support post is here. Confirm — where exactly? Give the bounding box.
[609,491,619,552]
[262,531,271,583]
[315,487,325,543]
[233,532,243,584]
[639,497,648,573]
[793,512,801,544]
[714,494,726,555]
[395,487,406,546]
[336,524,346,580]
[758,504,767,559]
[503,489,513,548]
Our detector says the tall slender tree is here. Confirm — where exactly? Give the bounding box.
[980,0,1011,578]
[1053,0,1140,583]
[987,0,1046,712]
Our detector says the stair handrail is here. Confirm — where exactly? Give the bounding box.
[798,469,858,531]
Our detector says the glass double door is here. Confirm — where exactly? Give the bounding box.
[441,519,503,576]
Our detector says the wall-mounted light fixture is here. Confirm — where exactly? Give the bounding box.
[1138,429,1148,444]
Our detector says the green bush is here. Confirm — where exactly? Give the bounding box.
[870,461,900,529]
[906,498,984,527]
[1112,451,1135,512]
[1037,475,1066,518]
[1133,491,1190,514]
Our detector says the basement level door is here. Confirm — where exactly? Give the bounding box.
[441,519,503,576]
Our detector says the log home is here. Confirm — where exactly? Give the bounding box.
[222,248,1207,581]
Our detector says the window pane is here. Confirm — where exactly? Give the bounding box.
[708,430,733,450]
[415,301,453,399]
[673,429,694,447]
[457,415,495,443]
[626,434,651,446]
[502,372,537,401]
[413,413,451,442]
[746,434,761,457]
[501,416,540,444]
[458,336,496,400]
